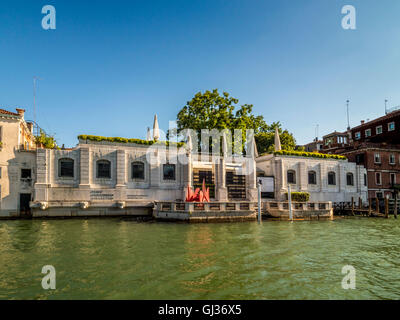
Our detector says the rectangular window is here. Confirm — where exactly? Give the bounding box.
[389,154,396,165]
[308,171,316,185]
[21,169,31,179]
[376,126,383,135]
[59,159,74,177]
[365,129,371,137]
[163,164,176,181]
[374,153,381,164]
[376,172,381,185]
[388,122,395,131]
[390,173,396,185]
[355,132,361,140]
[364,173,367,186]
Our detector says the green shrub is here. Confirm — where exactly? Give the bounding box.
[78,135,184,147]
[273,150,346,160]
[285,192,310,202]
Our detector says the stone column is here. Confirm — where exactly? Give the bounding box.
[149,149,160,188]
[116,149,126,186]
[275,158,284,200]
[182,153,192,199]
[115,149,126,201]
[216,157,228,201]
[338,163,346,193]
[34,148,49,202]
[298,162,307,191]
[247,158,258,202]
[79,146,90,188]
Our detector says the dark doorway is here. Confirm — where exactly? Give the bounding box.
[226,172,246,200]
[19,193,31,216]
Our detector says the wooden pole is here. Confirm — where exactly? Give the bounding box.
[375,197,379,214]
[385,197,389,219]
[351,197,355,216]
[358,197,362,215]
[368,198,372,217]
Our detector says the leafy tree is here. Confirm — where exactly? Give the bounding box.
[255,122,297,154]
[175,89,297,153]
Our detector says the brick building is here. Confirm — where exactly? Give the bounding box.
[320,108,400,199]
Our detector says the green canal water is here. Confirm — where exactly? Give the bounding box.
[0,218,399,300]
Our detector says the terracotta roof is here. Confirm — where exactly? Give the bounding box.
[0,108,20,116]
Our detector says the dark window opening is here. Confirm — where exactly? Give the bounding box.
[355,154,365,165]
[287,170,296,184]
[346,173,354,186]
[328,172,336,185]
[163,164,176,180]
[132,162,145,180]
[308,171,316,185]
[21,169,32,179]
[97,160,111,179]
[59,158,74,177]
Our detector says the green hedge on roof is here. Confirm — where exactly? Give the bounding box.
[273,150,346,160]
[78,135,184,147]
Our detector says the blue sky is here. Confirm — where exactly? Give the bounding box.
[1,0,400,147]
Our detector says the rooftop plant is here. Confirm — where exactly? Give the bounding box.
[78,135,185,147]
[272,150,346,160]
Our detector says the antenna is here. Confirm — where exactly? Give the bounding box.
[385,99,388,115]
[346,100,350,130]
[33,76,42,136]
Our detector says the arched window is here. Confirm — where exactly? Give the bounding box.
[97,160,111,179]
[287,170,296,184]
[346,173,354,186]
[58,158,74,177]
[328,171,336,185]
[132,162,145,180]
[308,171,317,185]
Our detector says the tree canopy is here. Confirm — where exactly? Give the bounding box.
[175,89,297,153]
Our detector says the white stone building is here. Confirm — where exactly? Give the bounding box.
[0,108,36,217]
[256,153,368,203]
[32,127,258,217]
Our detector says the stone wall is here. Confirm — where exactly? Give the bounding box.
[256,154,368,203]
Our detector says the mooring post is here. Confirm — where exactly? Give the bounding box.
[288,185,293,222]
[351,197,355,216]
[368,198,372,217]
[358,197,362,214]
[257,180,262,224]
[385,197,389,219]
[375,197,379,214]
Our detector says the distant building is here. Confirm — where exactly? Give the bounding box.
[303,139,323,152]
[321,108,400,199]
[0,108,36,217]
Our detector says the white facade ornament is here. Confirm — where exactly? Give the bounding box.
[274,127,282,151]
[153,115,160,141]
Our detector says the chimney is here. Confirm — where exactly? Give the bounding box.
[360,120,365,125]
[16,108,25,118]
